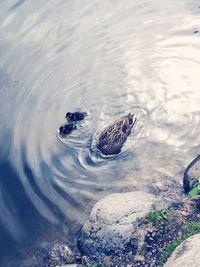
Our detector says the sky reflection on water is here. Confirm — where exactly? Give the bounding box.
[1,0,200,266]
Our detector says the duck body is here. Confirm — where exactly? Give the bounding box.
[96,113,136,155]
[65,112,87,122]
[59,123,77,137]
[58,111,87,138]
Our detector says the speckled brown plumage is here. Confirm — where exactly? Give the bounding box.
[96,113,136,155]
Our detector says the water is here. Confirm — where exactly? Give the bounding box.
[1,0,200,266]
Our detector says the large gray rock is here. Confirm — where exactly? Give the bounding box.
[183,155,200,193]
[79,191,166,258]
[164,233,200,267]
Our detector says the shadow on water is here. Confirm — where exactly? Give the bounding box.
[0,161,50,266]
[0,156,85,266]
[9,0,27,11]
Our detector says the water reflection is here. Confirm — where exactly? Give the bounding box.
[1,0,200,266]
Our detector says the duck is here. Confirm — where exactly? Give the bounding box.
[65,112,87,122]
[96,113,137,155]
[59,123,77,137]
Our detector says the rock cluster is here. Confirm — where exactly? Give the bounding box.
[23,155,200,266]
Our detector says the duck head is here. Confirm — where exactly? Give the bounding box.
[65,112,72,120]
[128,113,136,127]
[121,113,137,133]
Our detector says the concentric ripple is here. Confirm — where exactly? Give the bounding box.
[1,0,200,266]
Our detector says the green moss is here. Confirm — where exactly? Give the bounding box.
[146,209,168,225]
[188,177,200,198]
[158,221,200,266]
[162,239,182,263]
[185,222,200,235]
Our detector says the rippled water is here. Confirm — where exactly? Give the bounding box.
[1,0,200,266]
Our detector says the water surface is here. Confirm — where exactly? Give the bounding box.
[1,0,200,266]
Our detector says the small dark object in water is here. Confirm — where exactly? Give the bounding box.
[59,123,76,137]
[194,30,199,34]
[65,112,87,122]
[96,113,137,155]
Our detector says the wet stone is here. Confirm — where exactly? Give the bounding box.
[78,191,167,259]
[21,241,76,267]
[183,155,200,193]
[164,233,200,267]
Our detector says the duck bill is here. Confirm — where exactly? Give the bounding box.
[131,113,137,126]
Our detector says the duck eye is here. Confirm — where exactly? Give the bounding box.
[129,118,133,124]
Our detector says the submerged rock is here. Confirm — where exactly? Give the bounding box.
[45,241,75,266]
[78,191,166,259]
[183,155,200,193]
[164,233,200,267]
[21,241,76,267]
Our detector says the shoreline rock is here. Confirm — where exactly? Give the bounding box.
[164,233,200,267]
[21,155,200,267]
[78,191,167,260]
[183,155,200,193]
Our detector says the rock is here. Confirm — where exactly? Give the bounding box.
[45,241,75,266]
[183,155,200,193]
[164,233,200,267]
[134,255,145,262]
[78,191,167,259]
[21,241,76,267]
